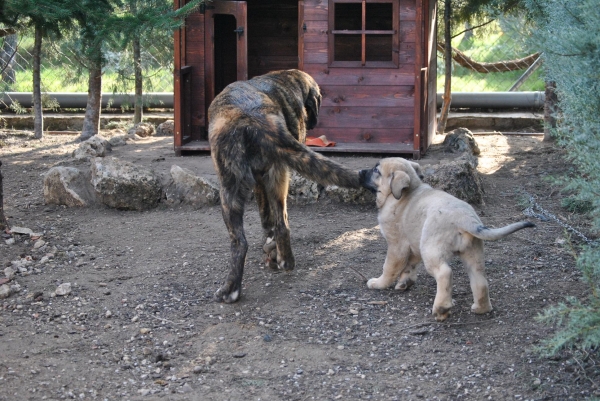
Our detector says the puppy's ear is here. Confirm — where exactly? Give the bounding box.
[305,88,321,130]
[390,171,411,200]
[409,161,424,180]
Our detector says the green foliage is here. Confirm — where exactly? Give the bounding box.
[526,0,600,355]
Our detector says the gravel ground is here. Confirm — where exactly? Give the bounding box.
[0,129,598,401]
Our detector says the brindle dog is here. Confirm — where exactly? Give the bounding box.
[209,69,360,303]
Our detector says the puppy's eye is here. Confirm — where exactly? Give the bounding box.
[373,167,380,175]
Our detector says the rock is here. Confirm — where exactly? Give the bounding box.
[155,120,174,137]
[0,284,11,299]
[72,135,112,160]
[422,127,484,204]
[181,383,193,393]
[108,135,128,147]
[91,157,162,211]
[324,185,375,205]
[4,238,14,245]
[167,165,220,208]
[422,159,484,204]
[127,122,155,138]
[288,172,320,203]
[443,127,480,156]
[10,226,33,235]
[4,266,15,280]
[43,166,95,207]
[105,310,112,318]
[55,282,71,296]
[33,240,46,249]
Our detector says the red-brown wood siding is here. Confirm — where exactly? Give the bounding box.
[302,0,418,147]
[185,12,206,140]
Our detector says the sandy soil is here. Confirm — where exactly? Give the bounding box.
[0,129,598,401]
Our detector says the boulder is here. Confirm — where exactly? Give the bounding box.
[156,120,175,137]
[91,157,162,210]
[422,159,484,205]
[323,185,375,205]
[288,172,320,203]
[167,165,220,208]
[422,127,484,204]
[72,135,112,160]
[43,166,95,207]
[127,122,155,138]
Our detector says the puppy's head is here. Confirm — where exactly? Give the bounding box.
[359,158,424,206]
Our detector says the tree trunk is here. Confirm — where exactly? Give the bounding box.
[544,80,558,142]
[0,160,8,231]
[0,33,17,85]
[81,57,103,140]
[133,36,143,124]
[33,24,44,140]
[437,0,452,135]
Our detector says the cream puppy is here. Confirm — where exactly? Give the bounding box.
[359,158,534,321]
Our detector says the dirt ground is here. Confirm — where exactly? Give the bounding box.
[0,128,598,401]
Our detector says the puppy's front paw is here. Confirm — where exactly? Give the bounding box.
[367,278,386,289]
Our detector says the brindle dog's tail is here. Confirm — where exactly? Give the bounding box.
[274,134,360,189]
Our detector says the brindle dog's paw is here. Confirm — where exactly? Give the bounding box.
[277,253,295,271]
[263,237,279,269]
[214,284,241,303]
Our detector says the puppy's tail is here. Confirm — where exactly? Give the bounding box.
[275,136,360,189]
[467,221,535,241]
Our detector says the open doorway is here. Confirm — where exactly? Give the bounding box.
[213,14,239,95]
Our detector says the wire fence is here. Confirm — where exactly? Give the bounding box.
[1,15,543,110]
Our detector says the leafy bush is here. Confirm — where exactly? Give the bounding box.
[526,0,600,354]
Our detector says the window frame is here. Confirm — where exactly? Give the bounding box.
[328,0,399,68]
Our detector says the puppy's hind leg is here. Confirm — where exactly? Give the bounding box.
[214,187,249,303]
[395,254,420,291]
[461,238,492,314]
[264,165,295,271]
[423,256,454,321]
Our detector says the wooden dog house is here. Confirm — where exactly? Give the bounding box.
[173,0,437,158]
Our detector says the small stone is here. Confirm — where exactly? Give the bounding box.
[10,226,33,235]
[327,368,335,376]
[131,315,139,323]
[33,240,46,249]
[181,383,193,393]
[349,309,359,315]
[263,334,272,342]
[232,352,246,358]
[0,284,11,299]
[140,328,151,334]
[4,238,14,245]
[193,365,206,374]
[4,266,16,280]
[337,345,345,350]
[105,310,112,318]
[55,283,71,296]
[137,389,150,396]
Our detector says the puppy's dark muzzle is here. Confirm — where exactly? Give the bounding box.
[359,169,377,193]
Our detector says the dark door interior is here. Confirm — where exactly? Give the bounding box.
[214,14,239,95]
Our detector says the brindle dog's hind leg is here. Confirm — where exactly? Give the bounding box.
[264,165,295,271]
[214,186,249,303]
[254,172,278,269]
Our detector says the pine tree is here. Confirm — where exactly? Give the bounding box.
[525,0,600,355]
[1,0,76,140]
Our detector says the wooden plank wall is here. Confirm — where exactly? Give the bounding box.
[248,0,298,78]
[184,11,206,140]
[303,0,417,145]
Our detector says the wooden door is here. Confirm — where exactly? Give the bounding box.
[205,0,248,124]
